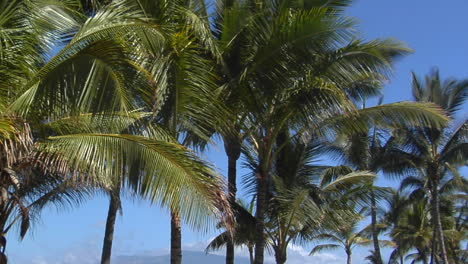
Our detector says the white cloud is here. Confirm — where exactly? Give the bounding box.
[11,237,345,264]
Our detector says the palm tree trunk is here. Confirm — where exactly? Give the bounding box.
[423,256,428,264]
[254,172,268,264]
[274,248,287,264]
[248,246,254,264]
[346,248,352,264]
[171,210,182,264]
[430,227,437,264]
[101,185,121,264]
[224,139,240,264]
[431,178,449,264]
[370,188,383,264]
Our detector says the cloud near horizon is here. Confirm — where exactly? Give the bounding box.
[12,237,346,264]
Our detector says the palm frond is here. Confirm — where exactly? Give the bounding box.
[40,133,232,231]
[309,243,340,255]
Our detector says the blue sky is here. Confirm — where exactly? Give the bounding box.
[8,1,468,263]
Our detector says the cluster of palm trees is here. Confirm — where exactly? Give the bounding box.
[0,1,465,264]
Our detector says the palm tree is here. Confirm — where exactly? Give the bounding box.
[206,199,257,264]
[210,1,419,262]
[325,121,412,264]
[208,134,378,264]
[0,119,93,262]
[0,1,233,263]
[310,213,379,264]
[390,199,433,264]
[393,69,468,264]
[212,2,450,263]
[125,1,225,263]
[398,168,468,263]
[242,134,378,264]
[384,192,413,264]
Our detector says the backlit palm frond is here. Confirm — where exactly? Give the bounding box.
[0,0,84,104]
[412,68,468,116]
[244,7,357,91]
[42,111,164,136]
[320,170,375,192]
[322,102,449,137]
[309,243,340,255]
[440,120,468,166]
[316,39,411,91]
[11,0,166,117]
[40,133,232,232]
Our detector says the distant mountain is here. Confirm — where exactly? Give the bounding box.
[115,251,251,264]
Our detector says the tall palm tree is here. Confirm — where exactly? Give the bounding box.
[398,167,468,263]
[390,199,433,264]
[212,2,450,263]
[310,213,382,264]
[0,1,233,263]
[393,69,468,264]
[126,1,226,263]
[241,134,377,264]
[210,1,424,262]
[206,199,257,264]
[325,120,413,264]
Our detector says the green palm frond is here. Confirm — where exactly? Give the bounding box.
[40,133,232,231]
[440,120,468,166]
[41,111,173,142]
[320,171,375,192]
[324,102,449,136]
[412,68,468,116]
[11,0,166,117]
[205,231,231,252]
[309,243,340,255]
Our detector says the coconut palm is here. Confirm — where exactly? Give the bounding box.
[0,118,95,263]
[0,1,233,264]
[390,199,433,264]
[123,1,225,263]
[243,134,380,264]
[392,69,468,263]
[206,199,258,264]
[210,1,417,262]
[399,170,468,263]
[384,192,413,264]
[208,134,378,264]
[324,120,415,264]
[210,2,453,263]
[310,213,382,264]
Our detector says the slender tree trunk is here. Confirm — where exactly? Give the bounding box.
[171,210,182,264]
[101,185,121,264]
[248,246,254,264]
[370,187,383,264]
[346,248,352,264]
[431,177,449,264]
[423,256,429,264]
[254,172,268,264]
[274,248,287,264]
[430,226,437,264]
[224,139,240,264]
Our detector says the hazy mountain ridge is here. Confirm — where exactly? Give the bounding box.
[115,251,251,264]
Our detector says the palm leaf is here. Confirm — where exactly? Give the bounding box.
[40,133,232,231]
[309,243,341,255]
